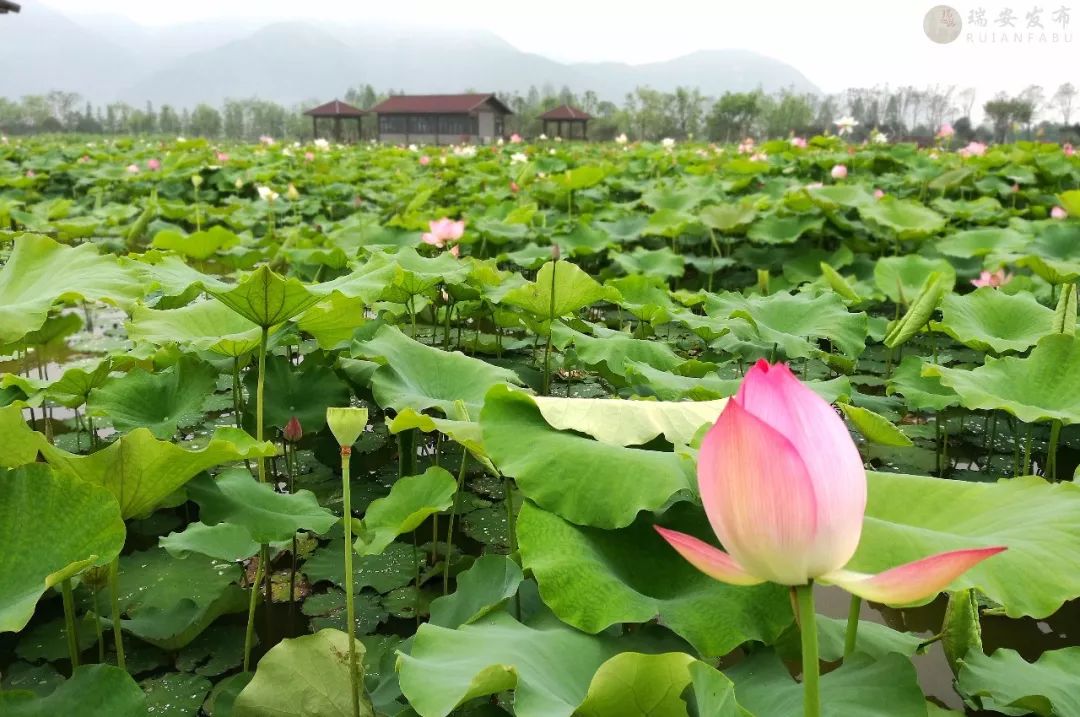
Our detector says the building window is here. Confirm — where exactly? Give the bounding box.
[438,115,476,135]
[409,115,435,134]
[379,115,407,133]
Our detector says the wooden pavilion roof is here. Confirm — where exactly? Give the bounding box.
[370,93,513,115]
[539,104,592,121]
[303,99,366,117]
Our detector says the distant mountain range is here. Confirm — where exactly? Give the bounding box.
[1,5,819,108]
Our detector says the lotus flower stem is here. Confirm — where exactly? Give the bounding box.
[843,594,861,658]
[242,553,263,672]
[443,450,470,594]
[92,581,105,663]
[61,578,80,668]
[795,583,821,717]
[108,557,125,670]
[1047,420,1062,480]
[340,446,362,717]
[542,258,558,395]
[1023,425,1033,475]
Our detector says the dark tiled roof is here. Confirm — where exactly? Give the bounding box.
[0,1,21,14]
[370,93,513,115]
[303,99,366,117]
[539,104,592,121]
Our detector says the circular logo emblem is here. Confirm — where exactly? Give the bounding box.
[924,5,963,43]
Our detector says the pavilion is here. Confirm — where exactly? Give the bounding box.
[539,104,592,140]
[370,94,513,145]
[303,99,366,142]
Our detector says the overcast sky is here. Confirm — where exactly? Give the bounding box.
[39,0,1080,107]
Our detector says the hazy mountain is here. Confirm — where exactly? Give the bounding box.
[1,6,818,107]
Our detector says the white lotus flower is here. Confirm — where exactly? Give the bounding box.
[257,186,279,202]
[834,116,859,136]
[259,135,275,145]
[661,137,676,148]
[510,152,528,164]
[408,144,419,152]
[539,133,548,140]
[615,133,628,144]
[870,130,888,144]
[314,138,330,150]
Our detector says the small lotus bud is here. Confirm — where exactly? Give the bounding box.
[327,407,369,448]
[286,183,300,201]
[191,174,204,188]
[283,415,303,443]
[551,243,561,261]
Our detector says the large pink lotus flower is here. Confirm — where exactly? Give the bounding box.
[510,133,523,143]
[656,361,1005,602]
[147,158,161,171]
[937,122,955,139]
[1052,206,1068,220]
[1065,143,1075,157]
[419,155,431,166]
[971,269,1012,288]
[790,136,807,148]
[216,151,229,162]
[421,218,466,249]
[831,164,848,179]
[873,188,885,199]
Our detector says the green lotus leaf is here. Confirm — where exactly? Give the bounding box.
[859,198,947,241]
[819,262,861,301]
[1054,282,1077,335]
[853,471,1080,618]
[883,272,949,349]
[558,323,683,380]
[927,166,974,191]
[160,521,263,561]
[607,274,678,323]
[1013,222,1080,284]
[807,184,875,209]
[611,247,685,278]
[311,252,401,304]
[518,500,792,656]
[746,214,825,245]
[244,353,350,433]
[36,426,275,519]
[354,467,456,556]
[839,403,913,446]
[398,611,634,717]
[428,555,523,629]
[385,408,494,472]
[0,465,125,633]
[481,385,693,529]
[303,542,423,595]
[699,203,757,231]
[0,664,146,717]
[186,468,337,544]
[87,357,219,438]
[555,165,606,191]
[553,224,612,256]
[376,248,471,303]
[874,254,956,304]
[107,547,247,650]
[576,652,741,717]
[641,185,706,212]
[1058,189,1080,216]
[885,356,959,412]
[295,292,368,349]
[935,287,1056,353]
[209,264,322,328]
[354,324,520,416]
[233,629,373,717]
[937,228,1030,258]
[0,233,145,343]
[924,334,1080,424]
[151,225,241,261]
[127,300,262,356]
[729,651,926,717]
[141,673,212,717]
[530,395,726,447]
[1,357,112,408]
[957,647,1080,716]
[501,260,620,324]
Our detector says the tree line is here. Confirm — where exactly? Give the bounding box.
[2,82,1077,143]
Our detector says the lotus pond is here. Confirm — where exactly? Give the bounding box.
[2,135,1080,717]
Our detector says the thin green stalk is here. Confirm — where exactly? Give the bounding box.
[1023,424,1033,476]
[242,555,264,672]
[109,557,125,671]
[504,473,517,556]
[843,594,861,659]
[795,583,821,717]
[1047,419,1062,480]
[61,579,80,668]
[443,451,470,594]
[542,259,558,395]
[340,447,362,717]
[92,581,105,663]
[256,328,268,484]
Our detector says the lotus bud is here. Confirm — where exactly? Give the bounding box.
[327,407,369,450]
[286,183,300,201]
[283,415,303,443]
[191,174,204,188]
[551,243,561,261]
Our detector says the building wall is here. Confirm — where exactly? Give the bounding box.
[378,133,478,146]
[477,111,495,140]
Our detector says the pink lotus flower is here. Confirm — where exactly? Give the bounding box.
[147,158,161,171]
[510,133,523,143]
[25,169,35,178]
[216,151,229,162]
[958,141,987,158]
[790,136,807,148]
[937,122,955,139]
[126,164,140,174]
[971,270,1013,288]
[655,361,1005,602]
[304,151,315,162]
[419,155,431,166]
[78,155,91,164]
[1011,183,1020,193]
[1065,143,1075,157]
[873,188,885,199]
[805,182,824,190]
[283,416,303,443]
[510,181,520,193]
[1052,206,1068,220]
[421,217,466,249]
[831,164,848,179]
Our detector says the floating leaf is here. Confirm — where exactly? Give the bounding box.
[935,287,1055,353]
[957,647,1080,716]
[0,664,145,717]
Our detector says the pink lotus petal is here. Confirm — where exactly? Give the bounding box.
[1052,206,1067,220]
[447,219,465,240]
[698,398,820,585]
[449,244,460,257]
[421,232,444,248]
[654,526,765,586]
[733,362,866,576]
[821,547,1006,604]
